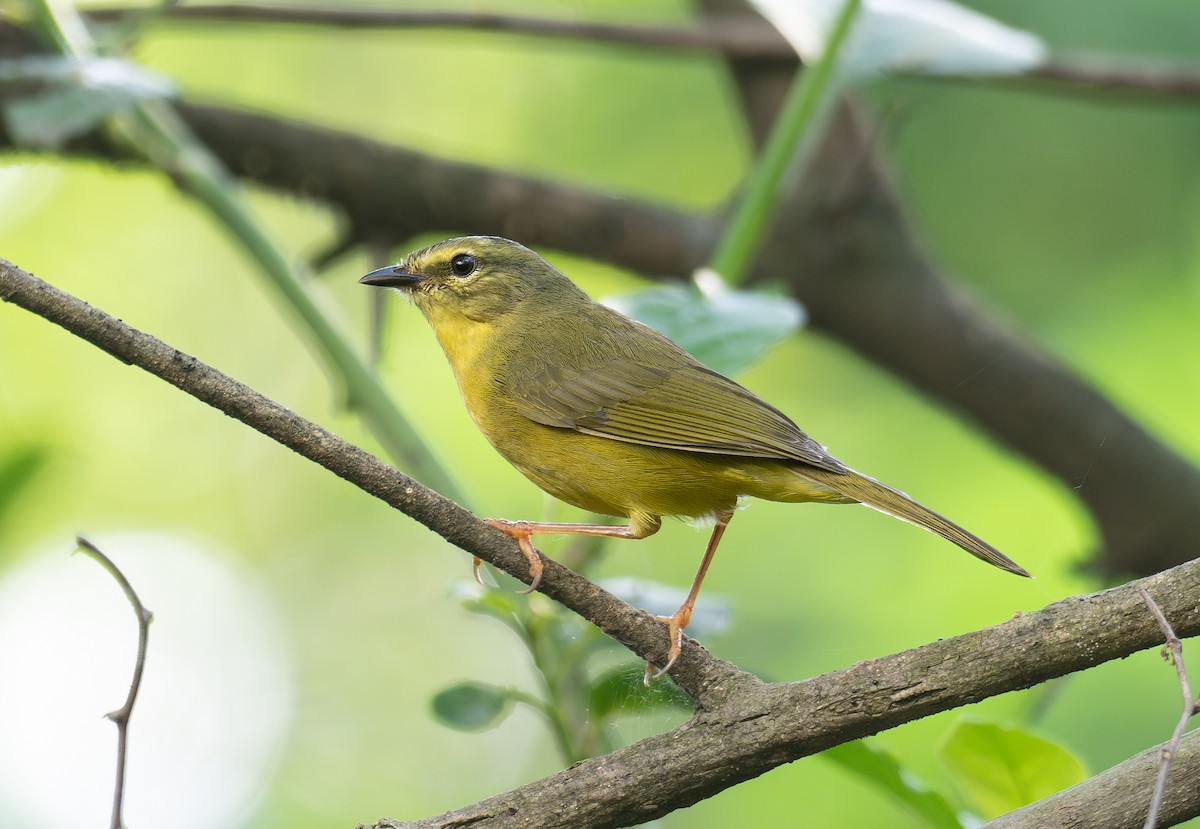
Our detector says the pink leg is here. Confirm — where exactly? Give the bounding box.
[485,517,658,594]
[647,517,730,681]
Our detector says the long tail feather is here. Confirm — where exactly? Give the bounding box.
[800,467,1030,578]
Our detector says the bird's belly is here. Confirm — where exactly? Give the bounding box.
[466,392,852,519]
[489,421,748,520]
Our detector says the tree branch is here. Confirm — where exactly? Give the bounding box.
[3,25,1200,575]
[5,258,1200,829]
[79,7,1200,100]
[0,257,735,701]
[370,560,1200,829]
[170,104,706,276]
[760,98,1200,577]
[85,6,784,58]
[699,1,1200,577]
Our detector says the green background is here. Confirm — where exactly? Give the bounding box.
[1,0,1198,826]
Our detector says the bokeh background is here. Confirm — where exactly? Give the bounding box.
[1,0,1199,826]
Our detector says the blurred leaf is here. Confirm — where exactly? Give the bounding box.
[430,681,515,732]
[588,664,692,721]
[447,579,535,644]
[0,444,47,531]
[602,272,803,377]
[938,719,1087,819]
[748,0,1045,78]
[598,575,731,636]
[0,56,175,148]
[0,55,176,97]
[824,740,965,829]
[449,578,521,618]
[6,87,115,148]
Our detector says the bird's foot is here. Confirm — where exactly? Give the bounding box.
[485,518,544,594]
[644,605,693,684]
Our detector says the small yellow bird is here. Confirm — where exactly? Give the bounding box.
[362,236,1028,676]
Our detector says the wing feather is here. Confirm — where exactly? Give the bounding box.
[509,354,845,472]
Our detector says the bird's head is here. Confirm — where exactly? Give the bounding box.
[360,236,584,324]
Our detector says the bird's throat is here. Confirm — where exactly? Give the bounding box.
[423,305,501,389]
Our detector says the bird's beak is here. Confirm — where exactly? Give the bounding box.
[359,265,423,288]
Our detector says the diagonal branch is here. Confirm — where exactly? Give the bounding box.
[373,564,1200,829]
[704,33,1200,578]
[5,87,1200,577]
[788,103,1200,578]
[3,24,1200,576]
[5,258,1200,829]
[0,257,735,702]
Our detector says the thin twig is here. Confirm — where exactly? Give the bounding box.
[77,6,1200,101]
[1137,586,1196,829]
[74,535,153,829]
[84,6,785,57]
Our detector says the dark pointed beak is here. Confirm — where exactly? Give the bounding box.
[359,265,423,288]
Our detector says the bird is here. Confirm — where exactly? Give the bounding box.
[361,235,1029,677]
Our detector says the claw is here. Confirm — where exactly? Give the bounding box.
[471,556,484,585]
[516,534,543,594]
[486,518,544,594]
[643,607,689,682]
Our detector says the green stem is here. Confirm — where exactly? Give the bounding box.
[512,685,581,764]
[28,0,468,505]
[707,0,861,285]
[27,0,93,55]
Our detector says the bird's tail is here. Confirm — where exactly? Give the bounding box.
[799,466,1031,578]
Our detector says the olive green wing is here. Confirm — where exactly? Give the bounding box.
[508,356,846,473]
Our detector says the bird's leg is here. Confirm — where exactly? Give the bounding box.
[485,517,660,594]
[647,515,731,682]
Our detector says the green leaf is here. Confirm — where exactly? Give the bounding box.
[602,273,803,377]
[0,56,175,148]
[588,664,692,721]
[938,719,1088,819]
[430,682,515,732]
[824,741,965,829]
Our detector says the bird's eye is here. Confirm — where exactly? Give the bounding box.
[450,254,476,277]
